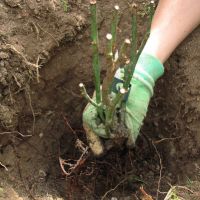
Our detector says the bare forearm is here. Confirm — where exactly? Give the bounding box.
[143,0,200,63]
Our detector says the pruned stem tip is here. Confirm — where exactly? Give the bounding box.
[79,83,100,108]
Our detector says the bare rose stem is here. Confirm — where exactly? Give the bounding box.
[102,4,121,107]
[149,1,155,23]
[137,0,155,58]
[118,38,131,65]
[124,3,137,90]
[79,83,100,108]
[80,1,155,136]
[110,5,120,53]
[106,4,138,130]
[90,0,104,119]
[124,0,155,89]
[106,4,138,124]
[102,5,121,135]
[107,1,156,129]
[104,38,131,132]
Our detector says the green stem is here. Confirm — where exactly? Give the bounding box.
[90,0,105,121]
[105,88,126,132]
[90,0,101,105]
[108,2,155,122]
[110,5,120,53]
[79,83,100,108]
[110,2,155,123]
[136,1,155,59]
[118,38,131,66]
[102,5,120,117]
[102,34,113,106]
[149,1,155,23]
[102,5,120,107]
[104,4,138,132]
[124,4,137,90]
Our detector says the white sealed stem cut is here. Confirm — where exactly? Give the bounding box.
[114,5,119,10]
[106,33,112,40]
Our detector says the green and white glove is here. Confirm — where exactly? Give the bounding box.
[124,53,164,147]
[83,53,164,148]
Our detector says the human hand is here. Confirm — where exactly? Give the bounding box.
[82,53,164,155]
[121,53,164,147]
[82,95,106,156]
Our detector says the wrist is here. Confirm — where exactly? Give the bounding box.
[135,53,164,81]
[132,53,164,95]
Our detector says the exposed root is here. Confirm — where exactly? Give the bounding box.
[175,186,194,194]
[0,161,9,171]
[75,138,88,152]
[35,56,40,83]
[154,136,181,144]
[29,21,40,40]
[5,44,41,69]
[63,115,77,135]
[152,141,163,200]
[164,186,194,200]
[36,23,59,47]
[59,146,89,176]
[139,186,154,200]
[13,145,37,200]
[101,177,127,200]
[60,116,90,176]
[0,131,32,137]
[5,44,41,83]
[25,88,36,135]
[12,73,22,88]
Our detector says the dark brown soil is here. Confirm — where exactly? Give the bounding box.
[0,0,200,200]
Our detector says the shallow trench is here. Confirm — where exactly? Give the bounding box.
[27,25,200,199]
[0,35,169,200]
[3,32,200,199]
[1,2,200,199]
[17,44,165,199]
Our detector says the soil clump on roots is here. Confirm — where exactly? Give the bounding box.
[0,0,200,199]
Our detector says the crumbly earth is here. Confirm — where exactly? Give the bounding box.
[0,0,200,199]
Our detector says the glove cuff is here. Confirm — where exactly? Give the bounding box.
[133,53,164,95]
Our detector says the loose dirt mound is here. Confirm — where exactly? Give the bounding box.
[0,0,200,199]
[0,0,85,136]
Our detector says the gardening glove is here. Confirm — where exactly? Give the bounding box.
[82,94,107,156]
[120,53,164,147]
[82,53,164,154]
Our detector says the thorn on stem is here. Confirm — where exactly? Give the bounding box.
[79,83,100,108]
